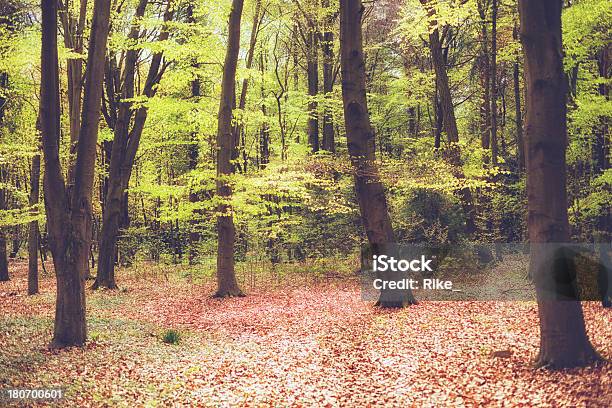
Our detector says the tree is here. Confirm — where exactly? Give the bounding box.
[215,0,246,298]
[512,23,525,173]
[490,0,499,165]
[340,0,415,308]
[306,1,320,153]
[321,0,336,152]
[40,0,112,347]
[0,165,8,281]
[519,0,602,368]
[28,152,40,295]
[94,0,173,290]
[420,0,476,234]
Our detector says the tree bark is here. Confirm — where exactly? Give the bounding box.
[307,9,320,153]
[340,0,416,308]
[188,5,201,266]
[490,0,499,165]
[259,52,270,168]
[59,0,88,184]
[215,0,245,298]
[232,0,263,171]
[95,0,171,289]
[94,0,149,290]
[477,0,491,152]
[41,0,112,348]
[28,153,41,295]
[0,166,8,282]
[513,25,525,173]
[519,0,602,368]
[594,44,610,174]
[321,0,335,152]
[421,0,476,234]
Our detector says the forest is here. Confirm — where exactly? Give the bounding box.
[0,0,610,406]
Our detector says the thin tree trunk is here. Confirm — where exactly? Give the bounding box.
[233,0,263,167]
[421,0,476,234]
[95,0,171,289]
[215,0,245,298]
[0,166,8,281]
[259,52,270,168]
[307,13,320,153]
[28,153,41,295]
[477,0,491,152]
[321,0,335,152]
[188,5,201,266]
[60,0,90,280]
[594,44,610,174]
[94,0,149,290]
[490,0,499,165]
[519,0,602,368]
[513,24,525,173]
[340,0,416,308]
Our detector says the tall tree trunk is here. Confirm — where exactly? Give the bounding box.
[421,0,476,234]
[321,0,335,152]
[519,0,602,368]
[594,44,610,174]
[477,0,491,152]
[94,0,149,290]
[232,0,263,171]
[95,0,171,289]
[188,5,201,266]
[28,153,41,295]
[340,0,416,308]
[307,18,320,153]
[490,0,499,165]
[0,166,8,282]
[215,0,245,298]
[594,44,610,243]
[41,0,112,348]
[513,25,525,173]
[60,0,90,280]
[259,52,270,168]
[0,73,8,281]
[59,0,88,183]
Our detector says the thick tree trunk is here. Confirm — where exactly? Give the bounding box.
[340,0,416,308]
[321,0,335,152]
[28,154,41,295]
[41,0,112,348]
[215,0,245,298]
[519,0,602,368]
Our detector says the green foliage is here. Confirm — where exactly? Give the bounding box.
[161,329,182,345]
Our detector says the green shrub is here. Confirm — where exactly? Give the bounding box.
[161,329,181,345]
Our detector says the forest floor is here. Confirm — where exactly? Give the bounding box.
[0,261,610,407]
